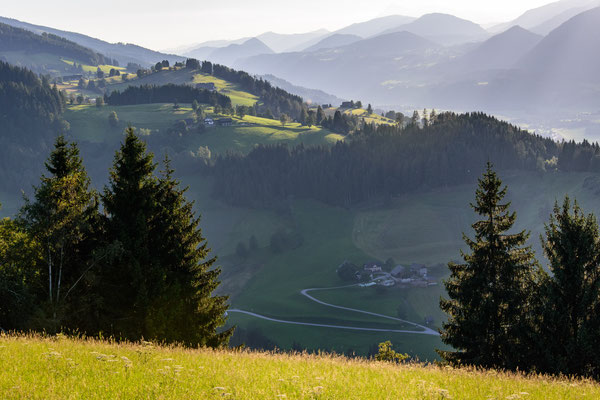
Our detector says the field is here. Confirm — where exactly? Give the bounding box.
[1,334,597,399]
[186,171,600,359]
[64,104,343,154]
[105,68,259,107]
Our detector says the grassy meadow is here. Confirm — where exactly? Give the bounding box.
[194,171,600,359]
[64,104,343,153]
[1,334,597,399]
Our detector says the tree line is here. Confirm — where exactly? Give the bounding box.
[0,129,231,347]
[105,83,232,109]
[0,22,107,66]
[210,112,600,208]
[440,163,600,379]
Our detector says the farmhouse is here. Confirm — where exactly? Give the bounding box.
[363,262,382,273]
[196,82,216,91]
[340,101,353,108]
[410,263,428,277]
[216,118,233,126]
[391,265,405,277]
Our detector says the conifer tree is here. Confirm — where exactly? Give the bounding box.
[144,156,232,346]
[101,129,230,346]
[439,163,541,370]
[316,106,325,125]
[100,127,157,338]
[539,197,600,378]
[19,136,99,329]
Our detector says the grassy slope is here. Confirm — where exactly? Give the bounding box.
[1,335,597,400]
[64,104,343,154]
[61,59,125,73]
[198,171,600,359]
[106,68,259,107]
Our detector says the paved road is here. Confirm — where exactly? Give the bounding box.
[227,284,439,336]
[301,285,439,335]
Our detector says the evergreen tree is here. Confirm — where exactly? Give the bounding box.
[367,104,373,115]
[538,197,600,378]
[19,136,99,329]
[145,157,232,346]
[316,106,325,125]
[100,127,157,339]
[439,163,541,370]
[101,129,230,345]
[300,107,308,126]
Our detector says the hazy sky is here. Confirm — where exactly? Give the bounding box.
[2,0,554,50]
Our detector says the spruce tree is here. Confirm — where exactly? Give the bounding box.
[19,135,99,329]
[145,157,232,347]
[101,129,231,346]
[100,127,157,339]
[539,197,600,378]
[439,163,541,370]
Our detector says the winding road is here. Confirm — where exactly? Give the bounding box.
[227,284,439,336]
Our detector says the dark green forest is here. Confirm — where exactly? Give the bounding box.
[105,83,232,108]
[0,23,107,66]
[211,112,600,208]
[0,61,68,189]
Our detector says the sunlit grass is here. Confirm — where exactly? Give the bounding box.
[0,334,596,399]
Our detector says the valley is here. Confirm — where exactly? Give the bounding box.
[2,1,600,386]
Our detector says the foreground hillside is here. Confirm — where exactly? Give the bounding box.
[1,335,597,399]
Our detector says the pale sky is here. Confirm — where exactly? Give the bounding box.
[2,0,554,50]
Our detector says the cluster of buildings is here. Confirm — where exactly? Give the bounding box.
[358,262,436,288]
[203,117,233,127]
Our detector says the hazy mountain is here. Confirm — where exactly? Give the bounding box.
[529,1,600,34]
[170,38,249,55]
[333,15,416,37]
[0,22,107,67]
[446,26,542,74]
[0,16,184,66]
[489,0,600,33]
[238,31,441,100]
[429,7,600,114]
[304,34,362,52]
[180,31,328,57]
[379,13,489,45]
[183,46,219,61]
[517,6,600,84]
[260,74,344,105]
[257,30,329,53]
[209,38,273,66]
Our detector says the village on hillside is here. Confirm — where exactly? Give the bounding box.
[336,260,438,288]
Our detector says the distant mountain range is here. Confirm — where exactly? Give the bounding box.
[233,5,600,118]
[490,0,600,34]
[2,0,600,123]
[0,16,184,66]
[378,13,489,45]
[206,38,274,67]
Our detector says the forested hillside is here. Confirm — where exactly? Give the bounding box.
[211,112,600,207]
[0,23,107,66]
[0,61,67,189]
[105,83,232,108]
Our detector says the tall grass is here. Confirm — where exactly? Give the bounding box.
[1,333,597,399]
